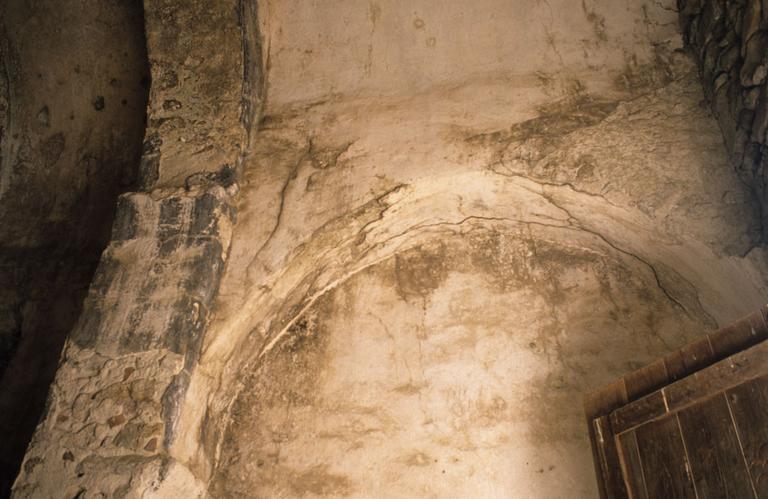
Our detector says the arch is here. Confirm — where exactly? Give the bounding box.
[177,66,768,490]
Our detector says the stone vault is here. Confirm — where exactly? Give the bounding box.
[2,0,768,497]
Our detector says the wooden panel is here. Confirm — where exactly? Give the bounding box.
[585,379,629,499]
[678,394,756,499]
[585,378,629,422]
[634,414,697,499]
[616,430,649,499]
[585,309,768,499]
[611,390,667,434]
[727,375,768,498]
[623,359,669,401]
[664,336,714,383]
[708,308,768,361]
[592,416,629,499]
[613,340,768,434]
[665,340,768,411]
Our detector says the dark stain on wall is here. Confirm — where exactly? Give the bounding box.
[394,243,450,303]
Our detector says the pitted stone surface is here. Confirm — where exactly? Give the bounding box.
[0,0,149,492]
[6,0,260,493]
[139,0,264,189]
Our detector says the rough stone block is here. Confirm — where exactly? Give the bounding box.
[11,186,234,498]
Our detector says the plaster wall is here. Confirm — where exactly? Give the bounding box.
[182,0,768,493]
[260,0,680,106]
[201,58,768,497]
[212,237,710,498]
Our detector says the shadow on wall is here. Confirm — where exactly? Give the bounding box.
[0,0,149,495]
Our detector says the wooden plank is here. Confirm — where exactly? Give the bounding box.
[585,378,628,421]
[665,340,768,412]
[614,340,768,433]
[616,430,649,499]
[708,307,768,362]
[623,359,669,401]
[635,414,698,499]
[727,375,768,498]
[678,394,756,499]
[611,390,667,435]
[585,380,629,499]
[664,336,714,383]
[592,416,629,499]
[585,308,768,499]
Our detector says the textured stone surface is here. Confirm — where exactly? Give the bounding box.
[11,186,234,499]
[7,0,262,495]
[679,0,768,237]
[139,0,265,189]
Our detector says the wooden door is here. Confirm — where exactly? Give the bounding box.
[585,307,768,498]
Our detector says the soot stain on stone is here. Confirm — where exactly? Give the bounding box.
[393,243,450,303]
[37,106,50,127]
[581,0,608,42]
[614,45,677,94]
[461,96,617,175]
[468,230,536,290]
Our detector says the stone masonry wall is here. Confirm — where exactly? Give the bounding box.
[679,0,768,237]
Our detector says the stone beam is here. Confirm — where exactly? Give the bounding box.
[138,0,264,189]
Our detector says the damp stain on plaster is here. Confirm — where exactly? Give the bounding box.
[284,465,354,497]
[460,95,618,179]
[393,243,450,303]
[581,0,608,42]
[210,295,339,498]
[211,223,712,497]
